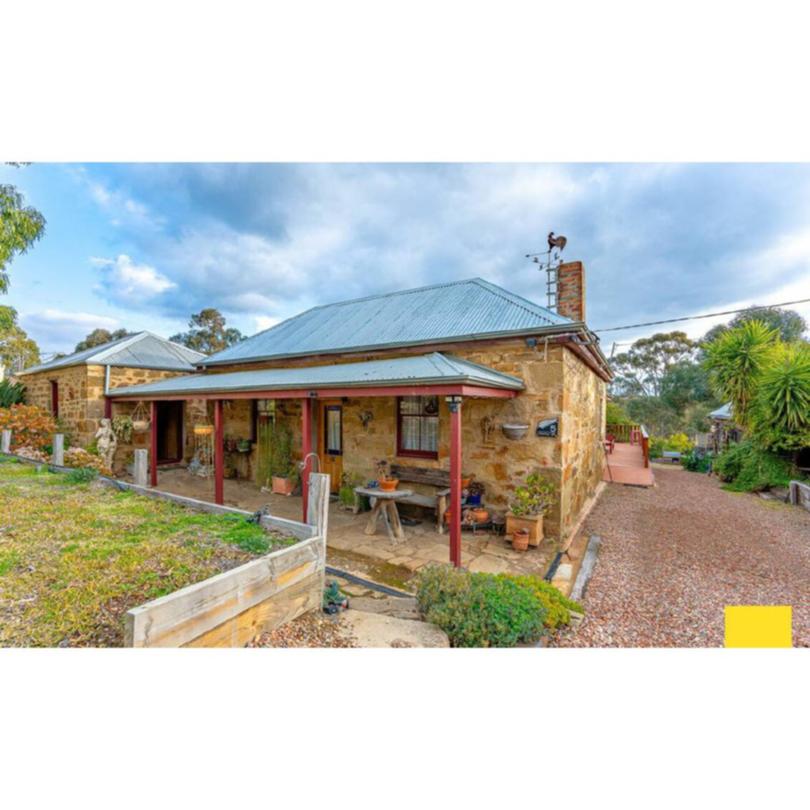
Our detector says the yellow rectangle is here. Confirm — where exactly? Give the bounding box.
[724,606,792,648]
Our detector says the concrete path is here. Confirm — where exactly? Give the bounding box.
[555,465,810,647]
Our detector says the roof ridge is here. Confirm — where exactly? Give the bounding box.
[470,278,570,324]
[305,277,478,312]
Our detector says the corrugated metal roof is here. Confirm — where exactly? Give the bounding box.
[110,352,525,397]
[18,332,206,375]
[709,402,733,420]
[203,277,573,366]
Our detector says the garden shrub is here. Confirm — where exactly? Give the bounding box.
[0,379,26,408]
[416,565,547,647]
[64,447,111,476]
[65,467,99,484]
[713,440,795,492]
[0,404,57,451]
[648,436,665,458]
[682,449,712,473]
[664,433,693,453]
[497,574,583,630]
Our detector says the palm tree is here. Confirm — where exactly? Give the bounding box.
[703,320,778,427]
[752,342,810,450]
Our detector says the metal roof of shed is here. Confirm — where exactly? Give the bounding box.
[202,277,574,367]
[709,402,733,421]
[110,352,525,398]
[18,332,206,375]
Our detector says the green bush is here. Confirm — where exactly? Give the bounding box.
[65,467,99,484]
[713,440,795,492]
[497,574,583,630]
[0,380,26,408]
[682,449,712,473]
[664,432,693,453]
[416,565,547,647]
[649,436,665,458]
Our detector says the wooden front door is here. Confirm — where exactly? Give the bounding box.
[319,401,343,493]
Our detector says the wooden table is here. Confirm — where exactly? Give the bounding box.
[353,487,414,543]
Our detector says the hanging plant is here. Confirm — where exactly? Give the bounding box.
[131,401,151,432]
[111,415,133,444]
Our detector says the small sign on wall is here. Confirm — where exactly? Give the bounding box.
[536,418,559,438]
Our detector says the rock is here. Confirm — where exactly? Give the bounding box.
[340,610,449,647]
[349,595,420,621]
[568,610,585,627]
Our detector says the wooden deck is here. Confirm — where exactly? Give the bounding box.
[603,442,655,487]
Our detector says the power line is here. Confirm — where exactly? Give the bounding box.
[593,298,810,334]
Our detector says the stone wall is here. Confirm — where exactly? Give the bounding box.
[22,365,97,446]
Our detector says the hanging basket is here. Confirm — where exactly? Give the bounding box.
[193,424,214,436]
[131,402,151,433]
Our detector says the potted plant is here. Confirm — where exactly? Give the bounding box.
[506,471,556,547]
[467,480,485,505]
[376,459,399,492]
[237,438,251,453]
[512,527,530,552]
[269,423,298,495]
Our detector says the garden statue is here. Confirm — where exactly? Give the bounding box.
[95,418,117,471]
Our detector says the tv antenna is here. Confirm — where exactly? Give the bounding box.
[526,232,567,310]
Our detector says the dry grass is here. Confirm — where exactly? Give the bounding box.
[0,458,296,647]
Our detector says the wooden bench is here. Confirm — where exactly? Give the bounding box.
[389,464,451,534]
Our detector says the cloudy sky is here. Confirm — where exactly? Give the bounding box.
[3,163,809,357]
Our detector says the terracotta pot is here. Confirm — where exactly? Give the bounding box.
[461,476,473,490]
[512,528,530,551]
[272,476,295,496]
[378,478,399,492]
[505,513,544,547]
[471,508,489,524]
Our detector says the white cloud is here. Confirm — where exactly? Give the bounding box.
[95,254,176,304]
[254,315,280,331]
[20,309,121,352]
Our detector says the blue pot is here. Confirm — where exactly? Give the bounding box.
[466,493,482,505]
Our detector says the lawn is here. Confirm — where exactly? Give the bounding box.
[0,457,297,647]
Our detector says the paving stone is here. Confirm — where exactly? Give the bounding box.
[467,555,511,574]
[341,611,449,647]
[555,563,573,581]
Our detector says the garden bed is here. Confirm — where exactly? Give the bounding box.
[0,456,298,647]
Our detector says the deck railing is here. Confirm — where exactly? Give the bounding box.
[640,425,650,468]
[605,423,641,443]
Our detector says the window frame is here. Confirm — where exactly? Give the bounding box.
[396,395,439,460]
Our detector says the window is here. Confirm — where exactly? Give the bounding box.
[397,396,439,458]
[50,380,59,418]
[324,405,342,456]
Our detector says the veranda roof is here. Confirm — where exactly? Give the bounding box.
[109,352,524,399]
[709,402,733,421]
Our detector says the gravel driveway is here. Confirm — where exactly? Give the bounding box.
[554,466,810,647]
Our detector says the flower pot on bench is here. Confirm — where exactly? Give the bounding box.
[505,513,544,547]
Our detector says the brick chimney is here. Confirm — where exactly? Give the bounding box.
[556,261,586,322]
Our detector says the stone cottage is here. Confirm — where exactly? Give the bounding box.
[109,263,612,563]
[17,332,206,467]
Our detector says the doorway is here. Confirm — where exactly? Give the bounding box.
[156,401,184,464]
[319,401,343,493]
